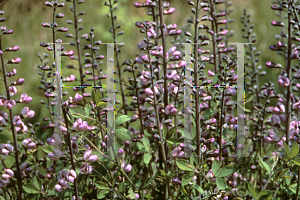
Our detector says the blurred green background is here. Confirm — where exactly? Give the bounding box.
[0,0,290,142]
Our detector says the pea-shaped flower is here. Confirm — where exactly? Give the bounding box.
[165,104,177,116]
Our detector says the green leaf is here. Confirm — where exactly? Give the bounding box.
[143,136,150,151]
[257,190,271,200]
[289,183,299,194]
[292,156,300,166]
[42,145,54,154]
[92,89,101,105]
[33,176,42,191]
[4,155,15,168]
[37,146,45,160]
[142,174,157,189]
[258,155,271,174]
[181,172,194,186]
[97,190,110,198]
[115,128,131,141]
[95,181,110,190]
[0,196,4,200]
[136,142,145,152]
[212,72,221,85]
[283,141,290,158]
[245,108,251,113]
[166,138,182,145]
[144,153,151,164]
[115,115,131,126]
[128,189,136,199]
[245,93,254,103]
[248,181,257,198]
[85,106,91,117]
[176,159,195,172]
[216,166,234,177]
[212,160,221,175]
[290,142,299,158]
[216,177,227,190]
[97,102,106,107]
[179,127,193,140]
[69,107,86,119]
[190,152,197,167]
[203,108,214,120]
[192,183,204,194]
[119,182,126,193]
[23,184,40,194]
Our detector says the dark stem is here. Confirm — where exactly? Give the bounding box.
[132,66,144,136]
[147,46,169,199]
[219,87,225,163]
[62,108,79,200]
[158,1,170,197]
[286,5,292,148]
[158,0,168,121]
[194,0,202,196]
[296,164,300,199]
[0,38,22,200]
[210,0,218,74]
[108,0,129,129]
[72,0,85,94]
[91,35,96,86]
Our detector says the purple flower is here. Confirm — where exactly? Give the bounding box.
[172,147,181,157]
[278,75,290,87]
[172,178,181,185]
[19,93,33,103]
[165,104,177,116]
[4,169,14,178]
[83,150,92,161]
[5,46,19,52]
[73,93,82,103]
[293,101,300,112]
[266,61,282,69]
[3,100,16,109]
[21,107,35,118]
[27,142,36,149]
[48,152,58,161]
[124,164,132,172]
[57,27,68,32]
[118,148,124,155]
[271,21,284,27]
[62,50,74,56]
[163,7,175,15]
[55,184,64,192]
[208,70,215,76]
[7,57,21,64]
[86,155,98,163]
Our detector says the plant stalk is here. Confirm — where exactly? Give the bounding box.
[0,38,22,200]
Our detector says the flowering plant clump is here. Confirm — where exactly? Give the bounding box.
[0,0,300,199]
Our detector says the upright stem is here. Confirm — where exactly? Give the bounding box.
[72,0,85,94]
[152,7,160,80]
[210,0,218,73]
[147,50,169,199]
[158,0,168,119]
[194,0,202,196]
[0,38,22,200]
[219,87,225,163]
[158,1,169,197]
[109,0,128,128]
[286,7,292,147]
[132,68,144,135]
[91,36,96,86]
[62,108,79,200]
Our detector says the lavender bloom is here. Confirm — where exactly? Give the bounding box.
[19,93,33,103]
[21,107,35,118]
[278,75,290,87]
